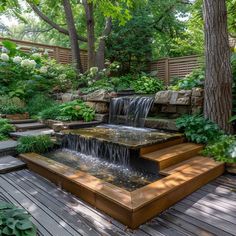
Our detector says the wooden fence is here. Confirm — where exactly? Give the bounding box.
[149,55,202,85]
[0,37,202,83]
[0,37,88,71]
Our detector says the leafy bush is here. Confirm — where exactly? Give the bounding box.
[0,40,77,101]
[17,135,54,154]
[202,135,236,163]
[26,94,55,116]
[39,100,95,122]
[170,68,204,91]
[0,105,26,114]
[131,74,164,94]
[0,119,15,140]
[176,115,223,144]
[0,201,36,236]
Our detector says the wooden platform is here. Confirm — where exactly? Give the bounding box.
[0,170,236,236]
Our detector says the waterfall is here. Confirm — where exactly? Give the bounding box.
[109,96,154,127]
[62,134,130,167]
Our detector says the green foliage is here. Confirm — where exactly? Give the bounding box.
[0,95,26,114]
[176,115,223,144]
[39,100,95,122]
[131,74,164,94]
[26,94,55,116]
[17,135,53,154]
[202,135,236,163]
[0,41,77,101]
[169,68,205,91]
[0,119,15,140]
[0,201,36,236]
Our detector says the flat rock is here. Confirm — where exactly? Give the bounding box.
[14,122,47,131]
[10,119,37,124]
[0,156,26,173]
[0,140,17,156]
[10,129,54,139]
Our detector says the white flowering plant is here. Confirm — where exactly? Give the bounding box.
[0,40,77,100]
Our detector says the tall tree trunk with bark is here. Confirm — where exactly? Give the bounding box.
[96,18,112,70]
[83,0,96,68]
[62,0,83,73]
[203,0,232,133]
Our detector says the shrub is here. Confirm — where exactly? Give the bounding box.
[26,94,55,116]
[0,119,15,140]
[0,105,26,114]
[170,68,204,91]
[39,100,95,122]
[176,115,223,144]
[131,74,164,94]
[17,135,54,154]
[202,135,236,163]
[0,201,36,236]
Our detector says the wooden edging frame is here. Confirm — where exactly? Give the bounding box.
[20,153,224,229]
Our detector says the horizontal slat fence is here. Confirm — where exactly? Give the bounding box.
[149,55,202,85]
[0,37,88,71]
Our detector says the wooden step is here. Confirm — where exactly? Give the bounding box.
[160,156,214,176]
[14,122,47,131]
[140,137,185,155]
[141,143,203,170]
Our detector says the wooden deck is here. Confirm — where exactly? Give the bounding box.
[0,170,236,236]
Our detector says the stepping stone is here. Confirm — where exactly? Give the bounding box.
[14,122,47,131]
[10,129,54,139]
[10,119,37,124]
[0,140,17,157]
[0,156,26,174]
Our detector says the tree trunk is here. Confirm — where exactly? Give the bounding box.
[83,0,96,69]
[96,18,112,70]
[62,0,83,73]
[203,0,232,133]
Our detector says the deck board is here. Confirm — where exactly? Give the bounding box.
[0,170,236,235]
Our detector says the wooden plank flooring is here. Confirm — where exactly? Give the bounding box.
[0,170,236,236]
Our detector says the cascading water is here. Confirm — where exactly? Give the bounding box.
[109,96,154,127]
[62,134,130,166]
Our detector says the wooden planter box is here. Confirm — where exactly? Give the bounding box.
[226,163,236,174]
[5,112,29,120]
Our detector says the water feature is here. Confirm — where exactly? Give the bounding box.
[45,148,161,191]
[109,96,154,127]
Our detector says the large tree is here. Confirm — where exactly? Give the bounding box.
[203,0,232,133]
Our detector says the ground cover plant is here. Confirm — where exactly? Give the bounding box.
[0,119,15,141]
[17,135,53,154]
[39,100,95,122]
[176,115,223,144]
[0,201,36,236]
[202,135,236,163]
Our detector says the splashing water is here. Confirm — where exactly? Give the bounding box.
[109,96,154,127]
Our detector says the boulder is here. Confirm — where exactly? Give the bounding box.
[192,88,204,97]
[170,90,192,105]
[155,91,172,104]
[83,89,112,102]
[61,93,80,102]
[85,101,109,114]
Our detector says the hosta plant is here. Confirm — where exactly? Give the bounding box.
[176,115,223,144]
[0,201,36,236]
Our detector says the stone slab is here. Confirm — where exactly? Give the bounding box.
[0,156,26,173]
[10,119,37,124]
[14,122,47,131]
[0,140,17,156]
[10,129,54,139]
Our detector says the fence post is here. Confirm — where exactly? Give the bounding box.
[54,46,60,63]
[164,58,170,86]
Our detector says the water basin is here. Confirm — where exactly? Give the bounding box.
[45,148,161,191]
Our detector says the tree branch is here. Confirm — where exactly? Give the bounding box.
[27,1,87,42]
